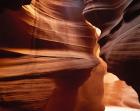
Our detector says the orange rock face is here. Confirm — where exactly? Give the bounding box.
[0,0,140,111]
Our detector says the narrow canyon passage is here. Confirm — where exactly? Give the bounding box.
[0,0,140,111]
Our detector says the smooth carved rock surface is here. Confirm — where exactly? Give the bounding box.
[83,0,140,102]
[0,0,103,111]
[0,0,140,111]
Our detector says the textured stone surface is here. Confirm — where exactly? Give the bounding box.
[0,0,140,111]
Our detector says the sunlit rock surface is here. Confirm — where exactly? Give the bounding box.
[0,0,140,111]
[0,0,103,111]
[83,0,140,103]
